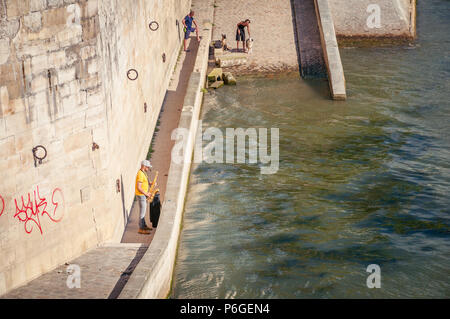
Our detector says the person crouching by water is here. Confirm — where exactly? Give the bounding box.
[182,10,200,52]
[236,19,251,53]
[136,160,153,234]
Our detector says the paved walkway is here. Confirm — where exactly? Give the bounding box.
[1,244,147,299]
[212,0,299,74]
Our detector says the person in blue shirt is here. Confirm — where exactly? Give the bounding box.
[182,10,200,52]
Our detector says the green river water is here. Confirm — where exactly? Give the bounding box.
[171,0,449,298]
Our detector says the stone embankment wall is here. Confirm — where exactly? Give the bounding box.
[0,0,190,295]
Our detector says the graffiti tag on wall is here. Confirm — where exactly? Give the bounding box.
[0,194,4,217]
[0,186,64,235]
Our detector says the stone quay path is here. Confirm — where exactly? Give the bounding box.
[211,0,299,74]
[1,244,147,299]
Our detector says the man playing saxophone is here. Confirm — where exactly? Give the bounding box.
[135,160,154,234]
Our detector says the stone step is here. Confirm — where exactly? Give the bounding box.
[216,54,248,67]
[223,72,236,85]
[209,81,224,89]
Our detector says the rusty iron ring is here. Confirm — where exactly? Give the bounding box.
[32,145,47,166]
[127,69,138,81]
[149,21,159,31]
[162,53,166,63]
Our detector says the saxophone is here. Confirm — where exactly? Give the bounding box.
[147,171,160,203]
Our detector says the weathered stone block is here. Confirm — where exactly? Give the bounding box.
[14,41,56,60]
[84,0,99,18]
[81,16,99,42]
[6,0,30,19]
[80,45,96,60]
[14,131,33,153]
[3,98,26,118]
[54,113,85,137]
[0,86,10,115]
[57,66,76,85]
[69,149,91,170]
[0,118,6,137]
[48,50,67,69]
[85,104,105,127]
[210,81,224,89]
[42,7,68,26]
[36,101,52,125]
[0,19,20,39]
[0,62,21,85]
[63,129,91,153]
[31,74,48,93]
[0,39,10,65]
[31,54,49,75]
[61,93,81,116]
[217,54,248,68]
[0,136,16,160]
[30,0,46,12]
[80,74,100,91]
[207,68,223,82]
[56,26,83,48]
[87,59,98,75]
[86,89,104,106]
[223,72,236,85]
[5,111,37,136]
[47,0,64,9]
[30,90,49,109]
[23,12,42,32]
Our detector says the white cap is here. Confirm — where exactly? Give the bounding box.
[141,160,152,168]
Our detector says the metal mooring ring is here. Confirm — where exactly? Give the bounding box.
[149,21,159,31]
[127,69,138,81]
[162,53,166,63]
[32,145,47,167]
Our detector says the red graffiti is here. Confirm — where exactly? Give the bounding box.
[12,186,64,235]
[0,195,4,217]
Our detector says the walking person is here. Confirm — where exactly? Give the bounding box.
[182,10,200,52]
[236,19,251,53]
[135,160,153,234]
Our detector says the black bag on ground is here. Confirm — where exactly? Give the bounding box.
[150,193,161,228]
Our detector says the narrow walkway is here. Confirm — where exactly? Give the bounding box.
[291,0,327,77]
[1,244,147,299]
[120,40,200,244]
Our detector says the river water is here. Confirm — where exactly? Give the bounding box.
[171,0,449,298]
